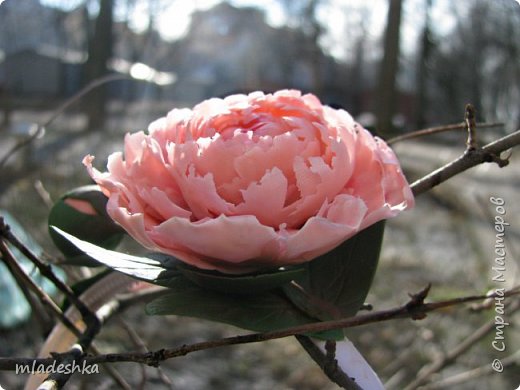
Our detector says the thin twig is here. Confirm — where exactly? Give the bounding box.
[0,238,126,389]
[0,218,100,345]
[403,298,520,390]
[411,129,520,196]
[44,297,132,389]
[1,286,518,371]
[120,320,148,390]
[464,104,478,150]
[36,345,84,390]
[0,239,83,339]
[0,238,53,334]
[0,218,107,389]
[119,319,174,389]
[324,340,338,372]
[34,180,54,209]
[296,336,362,390]
[29,307,131,389]
[35,309,132,390]
[94,354,132,390]
[386,122,503,144]
[0,74,128,168]
[421,349,520,389]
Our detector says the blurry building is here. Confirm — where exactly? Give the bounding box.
[0,47,83,100]
[0,1,410,123]
[164,2,348,105]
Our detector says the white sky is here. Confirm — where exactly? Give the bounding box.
[136,0,286,40]
[38,0,459,61]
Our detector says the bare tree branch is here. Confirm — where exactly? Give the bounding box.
[36,345,84,390]
[296,336,363,390]
[119,318,174,388]
[411,129,519,196]
[464,103,478,150]
[0,239,82,339]
[386,122,503,144]
[0,238,53,334]
[0,217,100,345]
[403,298,520,389]
[421,349,520,389]
[0,286,518,373]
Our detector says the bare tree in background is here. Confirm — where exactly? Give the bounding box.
[84,0,114,131]
[347,6,370,116]
[302,0,324,95]
[429,0,520,128]
[277,0,325,94]
[376,0,403,135]
[413,0,434,129]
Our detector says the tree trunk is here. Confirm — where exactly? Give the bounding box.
[376,0,403,136]
[84,0,114,131]
[350,35,365,115]
[413,0,434,130]
[303,0,323,96]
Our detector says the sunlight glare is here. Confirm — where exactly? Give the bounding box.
[130,62,154,81]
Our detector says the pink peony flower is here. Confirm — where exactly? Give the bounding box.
[84,90,414,274]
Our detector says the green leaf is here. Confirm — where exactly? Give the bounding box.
[51,227,168,281]
[285,221,385,320]
[52,227,305,294]
[176,263,307,295]
[53,226,344,340]
[48,186,124,265]
[146,279,343,340]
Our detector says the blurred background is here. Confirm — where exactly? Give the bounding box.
[0,0,519,389]
[1,0,520,133]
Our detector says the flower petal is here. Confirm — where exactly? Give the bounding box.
[149,215,285,273]
[285,195,368,261]
[235,167,288,228]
